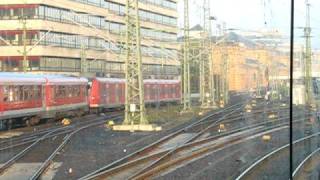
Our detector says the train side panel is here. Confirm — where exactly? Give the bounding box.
[89,78,125,109]
[0,77,46,121]
[44,77,88,118]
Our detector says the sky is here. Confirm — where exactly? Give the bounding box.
[177,0,320,49]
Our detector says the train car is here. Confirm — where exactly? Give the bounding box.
[157,79,181,102]
[144,79,181,103]
[44,76,89,118]
[89,78,125,110]
[0,73,89,129]
[90,78,181,111]
[0,73,46,128]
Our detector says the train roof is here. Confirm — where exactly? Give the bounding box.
[144,79,180,84]
[95,77,180,84]
[45,77,88,85]
[0,73,88,85]
[95,77,126,83]
[0,72,46,84]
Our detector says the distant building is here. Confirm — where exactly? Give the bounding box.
[212,34,290,92]
[0,0,180,79]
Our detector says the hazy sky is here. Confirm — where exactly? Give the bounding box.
[177,0,320,48]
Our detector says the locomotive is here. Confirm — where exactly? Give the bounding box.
[0,73,181,129]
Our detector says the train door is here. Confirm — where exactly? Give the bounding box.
[145,84,150,102]
[104,82,109,105]
[109,83,116,105]
[0,85,4,114]
[115,83,120,105]
[120,82,125,104]
[157,83,161,101]
[164,84,168,100]
[168,84,172,99]
[152,84,157,102]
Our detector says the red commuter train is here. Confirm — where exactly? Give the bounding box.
[0,73,181,129]
[89,78,181,110]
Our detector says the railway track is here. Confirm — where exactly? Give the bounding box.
[292,148,320,179]
[79,100,249,179]
[0,113,123,179]
[235,130,320,180]
[0,112,122,152]
[83,115,298,180]
[80,99,293,180]
[293,147,320,179]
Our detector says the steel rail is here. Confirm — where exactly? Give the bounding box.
[292,147,320,178]
[235,131,320,180]
[0,114,122,174]
[79,100,249,180]
[30,115,123,180]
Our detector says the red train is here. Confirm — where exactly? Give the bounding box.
[0,73,181,129]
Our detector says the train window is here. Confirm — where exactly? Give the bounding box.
[67,86,73,97]
[55,86,67,98]
[73,86,81,97]
[2,86,9,102]
[14,86,21,102]
[23,86,30,100]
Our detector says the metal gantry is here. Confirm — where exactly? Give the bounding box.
[123,0,148,125]
[304,0,312,107]
[199,0,216,109]
[221,25,229,106]
[303,0,314,157]
[222,51,229,105]
[182,0,191,111]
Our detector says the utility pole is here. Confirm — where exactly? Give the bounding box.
[21,16,28,72]
[200,0,216,109]
[182,0,191,111]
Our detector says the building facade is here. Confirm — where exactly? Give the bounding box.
[212,43,290,92]
[0,0,180,79]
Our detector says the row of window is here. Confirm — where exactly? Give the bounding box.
[0,33,38,46]
[0,4,177,27]
[139,0,177,10]
[0,6,105,29]
[2,85,42,102]
[0,57,180,76]
[106,1,177,26]
[54,85,83,98]
[0,7,36,19]
[69,0,177,11]
[38,6,105,29]
[39,31,106,50]
[106,21,177,41]
[145,84,179,99]
[0,31,178,59]
[0,6,177,42]
[70,0,104,7]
